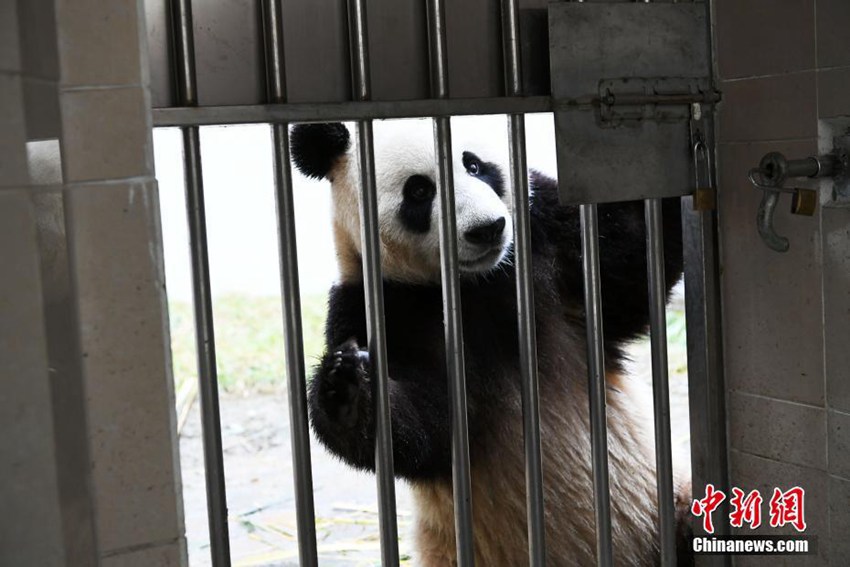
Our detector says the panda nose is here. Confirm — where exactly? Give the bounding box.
[464,217,506,246]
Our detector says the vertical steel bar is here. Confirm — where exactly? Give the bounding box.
[260,1,319,565]
[682,201,731,567]
[426,0,476,564]
[426,0,450,100]
[171,0,199,107]
[568,3,613,563]
[346,0,400,564]
[501,0,546,564]
[580,204,614,567]
[645,198,677,566]
[643,7,672,550]
[169,1,231,565]
[436,115,476,566]
[685,1,732,560]
[509,114,547,566]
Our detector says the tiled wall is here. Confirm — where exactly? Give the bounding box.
[1,0,185,565]
[714,0,850,564]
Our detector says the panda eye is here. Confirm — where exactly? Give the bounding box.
[410,184,430,200]
[403,175,436,202]
[462,152,482,176]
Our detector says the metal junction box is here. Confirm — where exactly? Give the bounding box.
[549,2,712,205]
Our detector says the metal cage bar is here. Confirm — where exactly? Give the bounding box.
[640,4,676,560]
[169,0,231,565]
[645,198,677,565]
[154,3,726,567]
[580,204,614,567]
[152,96,553,128]
[427,0,476,564]
[682,198,730,564]
[259,1,319,565]
[686,3,731,562]
[347,0,401,564]
[501,0,546,564]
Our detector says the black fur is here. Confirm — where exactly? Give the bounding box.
[398,174,436,233]
[526,170,684,357]
[308,169,684,481]
[290,123,350,180]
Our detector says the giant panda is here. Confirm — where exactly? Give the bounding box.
[290,118,691,566]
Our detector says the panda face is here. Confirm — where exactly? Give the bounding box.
[291,119,514,284]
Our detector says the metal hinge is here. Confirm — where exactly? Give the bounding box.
[598,77,719,124]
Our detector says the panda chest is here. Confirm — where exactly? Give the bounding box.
[381,283,520,377]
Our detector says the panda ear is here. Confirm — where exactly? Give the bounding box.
[290,123,351,180]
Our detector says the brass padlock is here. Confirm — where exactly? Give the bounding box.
[690,135,715,211]
[692,187,716,211]
[791,189,817,216]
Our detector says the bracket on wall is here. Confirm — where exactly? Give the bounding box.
[748,146,849,252]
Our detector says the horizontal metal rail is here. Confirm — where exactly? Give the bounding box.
[152,96,553,127]
[152,94,720,129]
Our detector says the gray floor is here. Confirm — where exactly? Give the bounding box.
[180,393,414,567]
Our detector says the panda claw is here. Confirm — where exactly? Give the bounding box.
[319,340,371,428]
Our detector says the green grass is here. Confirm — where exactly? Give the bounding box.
[168,293,328,394]
[666,308,687,347]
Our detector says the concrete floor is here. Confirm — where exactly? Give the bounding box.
[180,393,415,567]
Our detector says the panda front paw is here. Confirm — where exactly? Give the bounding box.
[318,339,370,429]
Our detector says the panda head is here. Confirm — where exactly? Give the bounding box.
[290,119,514,284]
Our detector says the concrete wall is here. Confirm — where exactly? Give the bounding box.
[714,0,850,564]
[0,2,71,562]
[0,0,186,565]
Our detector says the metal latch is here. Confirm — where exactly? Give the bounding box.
[598,77,719,124]
[748,150,848,252]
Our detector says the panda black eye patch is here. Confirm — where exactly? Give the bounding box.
[399,175,436,233]
[462,151,505,197]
